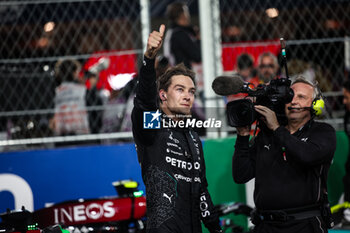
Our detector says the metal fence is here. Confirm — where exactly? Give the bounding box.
[0,0,144,150]
[218,0,349,127]
[0,0,349,151]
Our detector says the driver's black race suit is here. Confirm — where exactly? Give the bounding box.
[131,56,221,233]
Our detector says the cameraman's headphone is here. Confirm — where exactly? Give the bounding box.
[311,82,325,116]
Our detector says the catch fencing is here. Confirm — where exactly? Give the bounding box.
[0,0,349,151]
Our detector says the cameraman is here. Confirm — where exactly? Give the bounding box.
[232,76,336,232]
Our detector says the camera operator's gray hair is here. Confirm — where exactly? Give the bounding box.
[292,75,319,100]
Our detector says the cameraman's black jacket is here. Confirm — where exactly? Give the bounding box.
[232,120,336,211]
[131,57,220,233]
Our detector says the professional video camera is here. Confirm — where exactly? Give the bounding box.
[213,75,294,127]
[212,38,294,128]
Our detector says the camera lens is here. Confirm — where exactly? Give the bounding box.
[226,99,256,127]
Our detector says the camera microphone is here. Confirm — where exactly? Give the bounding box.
[212,75,246,96]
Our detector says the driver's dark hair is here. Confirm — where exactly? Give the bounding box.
[157,63,196,92]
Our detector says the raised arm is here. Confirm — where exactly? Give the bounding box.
[132,25,166,146]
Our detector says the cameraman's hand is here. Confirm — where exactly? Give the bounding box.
[236,125,251,136]
[145,24,165,59]
[254,105,279,131]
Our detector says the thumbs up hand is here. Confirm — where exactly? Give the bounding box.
[145,24,165,59]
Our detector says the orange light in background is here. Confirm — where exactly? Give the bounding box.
[324,19,341,29]
[225,25,241,37]
[37,37,49,48]
[266,8,279,18]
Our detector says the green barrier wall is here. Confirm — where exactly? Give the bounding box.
[203,136,248,230]
[328,131,349,206]
[202,131,349,232]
